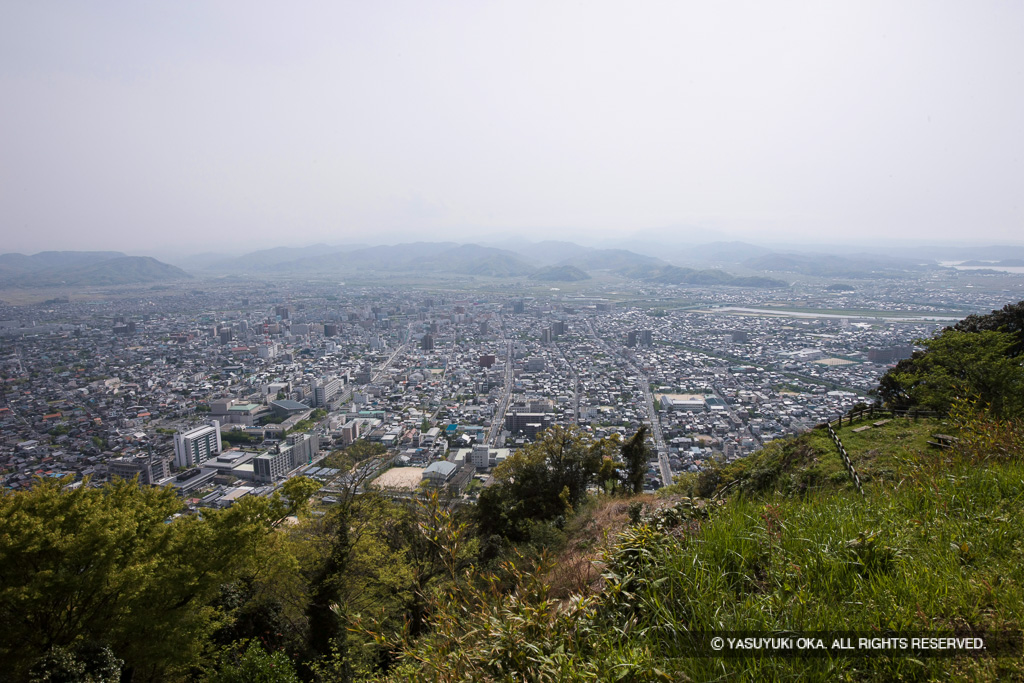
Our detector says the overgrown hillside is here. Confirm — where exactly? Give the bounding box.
[379,413,1024,682]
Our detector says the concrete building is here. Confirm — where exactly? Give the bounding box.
[472,444,491,469]
[173,422,222,468]
[311,376,342,407]
[108,453,170,485]
[281,432,320,469]
[210,399,265,426]
[253,449,291,483]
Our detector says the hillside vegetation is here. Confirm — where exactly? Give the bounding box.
[380,412,1024,681]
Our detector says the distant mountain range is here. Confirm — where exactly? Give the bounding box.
[201,241,666,280]
[0,252,191,287]
[10,236,1008,290]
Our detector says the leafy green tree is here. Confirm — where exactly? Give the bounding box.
[621,425,650,494]
[203,641,300,683]
[953,300,1024,356]
[277,476,320,522]
[877,330,1024,418]
[0,478,277,681]
[303,504,352,679]
[477,425,614,543]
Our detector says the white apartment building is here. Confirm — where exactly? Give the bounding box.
[173,421,223,468]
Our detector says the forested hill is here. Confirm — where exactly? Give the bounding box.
[3,302,1024,681]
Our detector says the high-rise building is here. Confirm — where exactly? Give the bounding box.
[173,421,222,468]
[421,334,434,351]
[108,453,170,485]
[639,330,653,347]
[312,377,341,407]
[627,331,638,348]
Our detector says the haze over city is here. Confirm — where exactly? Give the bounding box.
[2,1,1022,256]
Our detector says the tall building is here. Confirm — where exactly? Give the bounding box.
[639,330,653,347]
[421,333,434,351]
[627,331,638,348]
[311,376,341,407]
[173,421,222,468]
[253,432,320,483]
[108,453,170,485]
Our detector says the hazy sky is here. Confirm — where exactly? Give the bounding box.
[2,1,1022,255]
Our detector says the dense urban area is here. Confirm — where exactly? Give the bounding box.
[3,263,1020,509]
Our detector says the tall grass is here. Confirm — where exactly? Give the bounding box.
[378,419,1024,682]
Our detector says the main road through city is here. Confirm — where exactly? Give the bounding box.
[488,338,515,446]
[583,319,673,486]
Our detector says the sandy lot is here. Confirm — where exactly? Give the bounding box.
[372,467,426,490]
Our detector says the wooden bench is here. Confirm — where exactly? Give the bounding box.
[929,434,958,449]
[873,419,891,427]
[852,426,872,433]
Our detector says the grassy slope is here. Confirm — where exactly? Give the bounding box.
[388,417,1024,681]
[613,417,1024,680]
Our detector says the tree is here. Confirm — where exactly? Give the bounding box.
[477,425,614,543]
[877,330,1024,418]
[0,478,276,681]
[953,300,1024,356]
[203,641,300,683]
[621,425,650,494]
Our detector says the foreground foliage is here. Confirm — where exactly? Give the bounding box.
[878,300,1024,417]
[375,414,1024,681]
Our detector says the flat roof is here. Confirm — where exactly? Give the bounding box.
[272,399,308,411]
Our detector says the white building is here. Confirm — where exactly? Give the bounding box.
[173,421,222,468]
[472,444,492,469]
[311,376,342,408]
